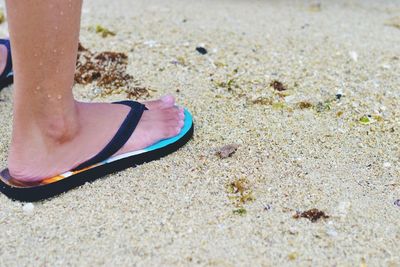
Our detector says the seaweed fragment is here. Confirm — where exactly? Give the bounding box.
[360,258,367,267]
[75,43,149,98]
[252,97,273,105]
[94,51,128,62]
[293,208,329,222]
[95,25,116,38]
[308,3,322,12]
[298,101,313,109]
[288,252,299,261]
[216,144,239,159]
[272,102,286,110]
[359,116,371,125]
[276,91,291,98]
[233,208,247,216]
[78,42,88,52]
[270,80,287,91]
[385,16,400,29]
[214,79,237,91]
[227,178,255,206]
[214,61,227,68]
[126,87,151,99]
[0,11,5,24]
[228,178,248,194]
[171,56,186,66]
[315,101,331,112]
[373,115,384,122]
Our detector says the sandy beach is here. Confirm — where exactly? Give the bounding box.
[0,0,399,266]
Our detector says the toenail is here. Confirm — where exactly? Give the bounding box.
[161,95,174,103]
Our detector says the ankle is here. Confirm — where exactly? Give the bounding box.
[8,101,81,179]
[41,113,81,143]
[12,99,81,144]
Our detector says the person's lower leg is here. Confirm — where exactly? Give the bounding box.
[6,0,184,181]
[6,0,82,143]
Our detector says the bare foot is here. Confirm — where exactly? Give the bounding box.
[8,95,184,182]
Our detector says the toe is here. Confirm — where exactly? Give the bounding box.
[143,99,163,110]
[143,95,175,110]
[166,117,183,128]
[161,107,182,120]
[163,127,180,138]
[161,95,175,106]
[178,119,184,128]
[178,107,185,119]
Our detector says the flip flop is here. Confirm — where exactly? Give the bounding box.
[0,101,194,202]
[0,39,13,91]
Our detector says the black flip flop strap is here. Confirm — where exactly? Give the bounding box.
[0,39,12,80]
[73,101,147,171]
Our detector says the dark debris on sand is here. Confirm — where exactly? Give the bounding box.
[298,101,313,109]
[270,80,287,91]
[196,46,208,55]
[293,208,330,222]
[75,43,150,99]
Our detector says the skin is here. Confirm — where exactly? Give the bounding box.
[0,44,7,75]
[5,0,184,182]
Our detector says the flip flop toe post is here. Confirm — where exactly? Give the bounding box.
[0,101,194,202]
[0,39,13,90]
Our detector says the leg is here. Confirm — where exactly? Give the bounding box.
[6,0,184,182]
